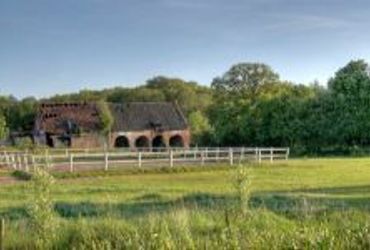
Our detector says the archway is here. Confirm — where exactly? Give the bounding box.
[114,136,129,148]
[169,135,184,148]
[59,135,72,147]
[46,133,54,148]
[135,136,150,148]
[152,135,166,148]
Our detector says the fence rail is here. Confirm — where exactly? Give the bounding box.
[0,147,289,172]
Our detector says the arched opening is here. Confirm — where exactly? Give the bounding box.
[135,136,150,148]
[46,133,54,147]
[59,135,72,147]
[114,136,130,148]
[169,135,184,148]
[152,135,166,148]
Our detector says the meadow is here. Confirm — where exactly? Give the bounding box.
[1,158,370,249]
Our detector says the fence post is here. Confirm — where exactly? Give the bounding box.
[229,148,233,166]
[286,148,290,160]
[138,152,142,168]
[24,155,29,172]
[258,149,262,164]
[31,155,36,171]
[104,152,109,171]
[240,147,245,164]
[216,147,220,162]
[11,155,16,169]
[255,147,258,162]
[0,218,4,250]
[69,154,74,173]
[46,153,52,169]
[270,147,273,163]
[17,154,21,170]
[201,151,205,166]
[5,154,9,168]
[169,150,173,168]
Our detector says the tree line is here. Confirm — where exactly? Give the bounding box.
[1,59,370,155]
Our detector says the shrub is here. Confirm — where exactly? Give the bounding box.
[11,170,32,181]
[232,165,251,215]
[27,166,58,249]
[97,101,114,136]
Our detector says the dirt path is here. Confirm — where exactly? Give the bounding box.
[0,176,18,185]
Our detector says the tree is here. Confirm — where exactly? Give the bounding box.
[0,114,8,140]
[146,76,213,115]
[188,111,212,145]
[211,63,280,101]
[328,60,370,97]
[327,59,370,147]
[8,97,38,132]
[106,87,166,103]
[97,101,114,136]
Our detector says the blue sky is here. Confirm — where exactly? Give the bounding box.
[0,0,369,98]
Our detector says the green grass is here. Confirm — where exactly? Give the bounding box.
[1,158,370,249]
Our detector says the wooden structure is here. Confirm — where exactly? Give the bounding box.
[0,147,290,172]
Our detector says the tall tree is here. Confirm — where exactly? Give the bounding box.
[146,76,213,114]
[211,63,280,101]
[328,60,370,147]
[328,60,370,97]
[188,111,212,145]
[0,114,8,139]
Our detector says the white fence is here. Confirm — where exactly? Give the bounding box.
[0,147,289,172]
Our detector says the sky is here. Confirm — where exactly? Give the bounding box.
[0,0,370,99]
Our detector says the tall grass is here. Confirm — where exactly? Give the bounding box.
[5,208,370,249]
[2,162,370,249]
[27,166,58,249]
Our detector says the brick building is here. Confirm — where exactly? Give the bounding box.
[33,102,190,149]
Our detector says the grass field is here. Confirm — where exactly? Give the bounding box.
[1,158,370,249]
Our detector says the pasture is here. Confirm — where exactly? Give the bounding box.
[1,157,370,249]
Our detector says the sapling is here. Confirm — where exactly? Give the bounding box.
[232,164,251,216]
[27,166,58,249]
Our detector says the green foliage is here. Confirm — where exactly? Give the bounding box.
[232,165,251,215]
[27,167,58,249]
[5,207,370,249]
[328,59,370,96]
[146,76,213,115]
[10,97,38,132]
[4,59,370,152]
[0,113,8,139]
[212,63,280,101]
[106,86,166,103]
[11,170,32,181]
[97,101,114,136]
[1,158,370,248]
[209,59,370,153]
[14,137,34,150]
[188,111,212,145]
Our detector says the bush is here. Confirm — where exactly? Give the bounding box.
[27,167,58,249]
[11,170,32,181]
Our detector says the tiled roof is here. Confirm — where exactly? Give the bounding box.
[34,102,101,134]
[110,102,188,132]
[34,102,188,134]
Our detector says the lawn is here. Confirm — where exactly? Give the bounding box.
[1,158,370,249]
